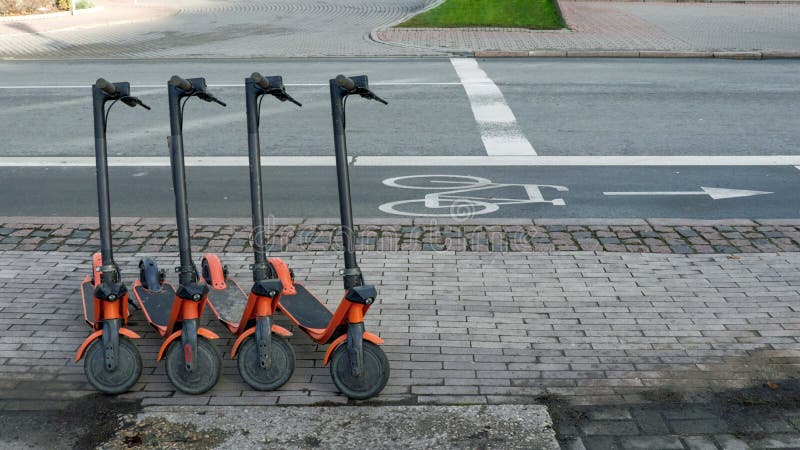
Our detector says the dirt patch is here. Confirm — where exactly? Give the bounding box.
[101,416,231,450]
[541,377,800,448]
[1,0,60,16]
[0,391,142,449]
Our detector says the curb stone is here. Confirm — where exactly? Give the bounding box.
[112,405,560,450]
[471,50,800,59]
[1,217,799,254]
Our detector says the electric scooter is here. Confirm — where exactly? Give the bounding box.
[203,72,302,391]
[75,78,150,394]
[132,75,227,394]
[273,75,390,399]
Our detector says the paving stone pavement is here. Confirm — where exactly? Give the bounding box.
[548,378,800,450]
[2,0,798,58]
[1,249,799,448]
[0,0,440,58]
[2,217,800,254]
[377,1,800,55]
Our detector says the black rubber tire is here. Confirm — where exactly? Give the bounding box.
[329,341,390,400]
[84,336,142,395]
[236,334,295,391]
[201,258,213,285]
[164,336,221,395]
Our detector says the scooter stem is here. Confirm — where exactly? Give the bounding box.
[329,79,361,289]
[92,85,116,276]
[167,82,196,285]
[244,79,271,281]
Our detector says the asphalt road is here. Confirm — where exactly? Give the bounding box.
[2,58,799,157]
[1,58,799,219]
[0,166,797,219]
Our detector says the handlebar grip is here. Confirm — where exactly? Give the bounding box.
[251,72,270,90]
[169,75,192,91]
[96,78,116,95]
[336,74,356,91]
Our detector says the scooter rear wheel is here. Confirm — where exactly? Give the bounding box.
[84,336,142,395]
[237,334,295,391]
[164,336,221,395]
[329,341,390,400]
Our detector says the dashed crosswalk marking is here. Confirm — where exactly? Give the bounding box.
[450,58,537,156]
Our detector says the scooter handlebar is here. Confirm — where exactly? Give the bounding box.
[95,78,116,95]
[336,74,356,91]
[169,75,193,91]
[251,72,270,90]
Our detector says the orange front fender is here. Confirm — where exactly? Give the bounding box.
[156,328,219,361]
[230,324,293,358]
[268,257,296,295]
[120,328,141,339]
[74,328,141,362]
[202,253,227,290]
[75,330,103,362]
[322,332,384,366]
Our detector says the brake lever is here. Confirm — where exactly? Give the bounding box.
[197,92,227,107]
[120,96,152,110]
[362,90,388,105]
[370,94,388,105]
[275,90,302,107]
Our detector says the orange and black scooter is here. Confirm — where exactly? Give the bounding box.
[203,73,302,390]
[270,75,390,399]
[75,78,150,394]
[132,76,227,394]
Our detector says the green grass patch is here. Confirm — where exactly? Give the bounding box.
[397,0,565,30]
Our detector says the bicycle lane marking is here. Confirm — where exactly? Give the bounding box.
[378,174,567,217]
[450,58,537,157]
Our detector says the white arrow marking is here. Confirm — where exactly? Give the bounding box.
[603,187,772,200]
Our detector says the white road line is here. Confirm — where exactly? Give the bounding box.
[0,82,461,90]
[3,155,800,167]
[0,157,334,167]
[450,58,536,156]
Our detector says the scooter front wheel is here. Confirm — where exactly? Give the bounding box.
[84,336,142,394]
[329,341,389,400]
[164,336,221,395]
[237,334,295,391]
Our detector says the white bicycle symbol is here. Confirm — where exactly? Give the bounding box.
[379,175,568,217]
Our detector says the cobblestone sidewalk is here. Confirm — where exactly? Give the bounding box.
[1,250,799,449]
[0,0,438,58]
[3,0,798,58]
[2,217,800,254]
[376,1,800,56]
[0,0,176,37]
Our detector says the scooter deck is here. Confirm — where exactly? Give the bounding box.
[278,283,332,330]
[80,279,95,326]
[206,279,247,327]
[133,283,176,328]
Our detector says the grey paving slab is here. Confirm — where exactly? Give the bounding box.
[617,3,800,52]
[377,1,800,55]
[0,249,798,408]
[0,0,442,58]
